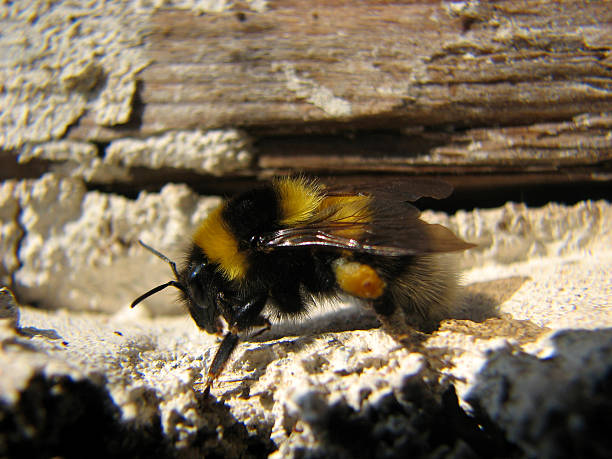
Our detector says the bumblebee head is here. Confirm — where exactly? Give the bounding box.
[180,248,227,335]
[130,240,223,335]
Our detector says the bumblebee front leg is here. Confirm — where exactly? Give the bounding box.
[204,332,240,394]
[204,295,267,393]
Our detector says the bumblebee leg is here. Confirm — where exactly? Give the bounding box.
[204,332,240,395]
[216,293,267,331]
[232,295,268,330]
[373,293,427,346]
[376,311,428,346]
[204,295,267,393]
[247,316,272,339]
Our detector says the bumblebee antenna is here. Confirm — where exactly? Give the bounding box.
[130,240,187,308]
[130,281,185,308]
[138,240,181,279]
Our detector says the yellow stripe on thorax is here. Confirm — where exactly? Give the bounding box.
[192,205,248,280]
[274,176,325,226]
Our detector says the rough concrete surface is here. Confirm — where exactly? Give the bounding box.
[16,130,254,183]
[0,176,610,457]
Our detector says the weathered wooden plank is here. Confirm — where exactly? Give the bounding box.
[66,0,612,142]
[257,113,612,173]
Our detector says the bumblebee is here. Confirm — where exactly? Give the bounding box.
[131,177,474,390]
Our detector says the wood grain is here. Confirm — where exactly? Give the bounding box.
[67,0,612,140]
[61,0,612,183]
[257,113,612,174]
